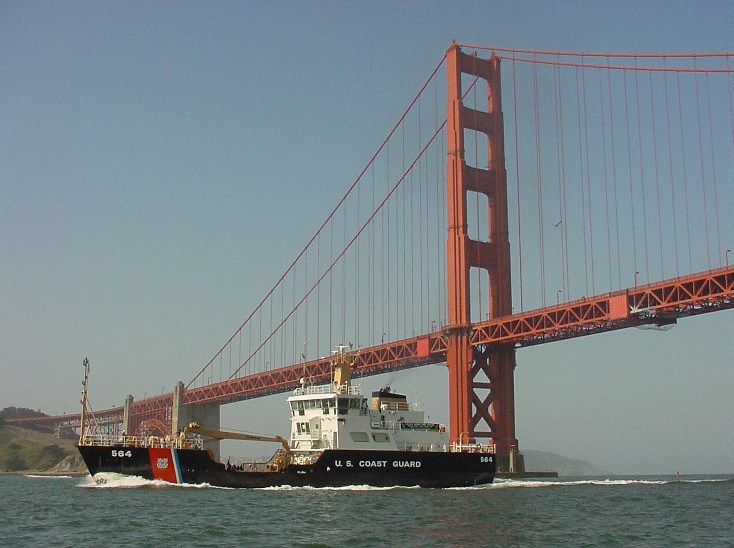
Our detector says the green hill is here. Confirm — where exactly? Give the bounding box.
[0,426,86,474]
[523,449,604,476]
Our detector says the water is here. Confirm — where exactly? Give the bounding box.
[1,474,732,547]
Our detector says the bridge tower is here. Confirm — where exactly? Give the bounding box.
[445,43,522,472]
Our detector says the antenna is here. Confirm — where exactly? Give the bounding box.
[79,357,90,445]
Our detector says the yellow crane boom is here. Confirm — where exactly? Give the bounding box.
[183,422,291,454]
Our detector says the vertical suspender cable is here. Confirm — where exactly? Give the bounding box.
[370,163,375,342]
[533,55,546,306]
[385,143,390,340]
[355,165,360,346]
[560,60,570,296]
[328,221,333,352]
[598,68,614,289]
[291,270,297,362]
[607,62,622,288]
[395,143,401,336]
[401,124,407,336]
[693,58,712,267]
[634,60,650,282]
[649,70,665,278]
[342,198,347,344]
[705,72,722,265]
[303,249,308,365]
[663,61,681,277]
[623,70,639,284]
[676,72,693,272]
[554,62,567,298]
[576,67,590,295]
[420,94,428,332]
[417,95,424,330]
[270,300,274,372]
[581,57,596,294]
[427,77,436,330]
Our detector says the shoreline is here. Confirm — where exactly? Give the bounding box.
[0,471,88,477]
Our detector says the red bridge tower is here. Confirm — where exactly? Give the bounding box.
[445,44,522,472]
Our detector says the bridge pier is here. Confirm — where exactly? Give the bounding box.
[122,394,134,435]
[172,381,221,461]
[495,450,526,475]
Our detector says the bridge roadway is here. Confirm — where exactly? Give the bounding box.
[9,264,734,434]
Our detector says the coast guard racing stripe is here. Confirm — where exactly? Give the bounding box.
[148,448,182,484]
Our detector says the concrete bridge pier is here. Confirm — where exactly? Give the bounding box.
[122,394,134,435]
[171,381,221,461]
[496,449,526,475]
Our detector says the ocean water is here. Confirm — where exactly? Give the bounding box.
[0,474,731,547]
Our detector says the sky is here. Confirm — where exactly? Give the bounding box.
[2,1,733,475]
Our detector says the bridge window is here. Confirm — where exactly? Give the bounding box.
[349,432,369,442]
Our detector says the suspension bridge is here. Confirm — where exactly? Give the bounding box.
[11,43,734,473]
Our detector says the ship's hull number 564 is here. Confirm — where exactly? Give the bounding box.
[111,450,132,457]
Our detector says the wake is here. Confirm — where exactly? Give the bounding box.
[450,476,732,490]
[77,473,230,490]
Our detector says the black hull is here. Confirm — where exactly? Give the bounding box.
[77,445,495,488]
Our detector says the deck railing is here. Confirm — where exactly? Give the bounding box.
[80,434,204,450]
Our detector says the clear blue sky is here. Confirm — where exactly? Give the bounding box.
[2,1,732,474]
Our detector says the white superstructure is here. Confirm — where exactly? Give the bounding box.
[287,351,448,455]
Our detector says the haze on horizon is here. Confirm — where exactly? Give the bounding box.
[2,1,733,475]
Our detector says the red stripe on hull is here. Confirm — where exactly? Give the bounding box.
[148,448,178,483]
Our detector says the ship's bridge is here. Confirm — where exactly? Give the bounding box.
[286,349,447,453]
[288,387,366,417]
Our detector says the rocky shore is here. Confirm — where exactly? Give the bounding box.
[0,426,87,475]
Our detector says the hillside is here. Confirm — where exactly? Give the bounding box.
[0,426,86,474]
[523,449,605,476]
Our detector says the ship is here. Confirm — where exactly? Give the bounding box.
[77,350,495,488]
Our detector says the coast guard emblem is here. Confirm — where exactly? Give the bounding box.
[157,457,169,469]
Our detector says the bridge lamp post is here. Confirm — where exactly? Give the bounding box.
[726,249,731,267]
[634,271,639,287]
[556,289,562,305]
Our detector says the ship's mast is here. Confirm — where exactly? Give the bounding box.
[79,357,90,444]
[331,345,353,393]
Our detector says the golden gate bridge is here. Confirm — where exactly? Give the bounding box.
[12,43,734,473]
